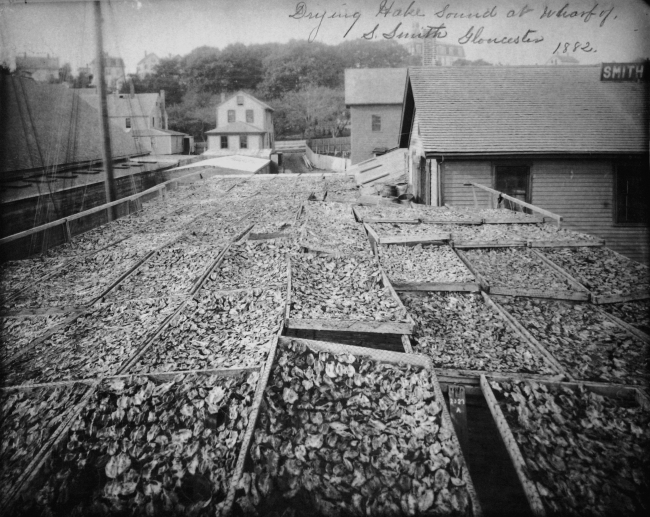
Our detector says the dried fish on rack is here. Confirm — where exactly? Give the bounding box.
[303,201,355,221]
[235,339,477,516]
[0,382,89,505]
[602,300,650,334]
[9,371,260,517]
[1,257,67,299]
[291,254,408,323]
[402,292,556,374]
[450,208,543,223]
[0,313,70,361]
[379,245,475,285]
[4,233,180,311]
[494,296,650,385]
[132,289,285,373]
[104,245,222,302]
[5,297,183,386]
[201,242,292,292]
[462,248,583,292]
[540,247,650,297]
[488,379,650,516]
[300,218,371,256]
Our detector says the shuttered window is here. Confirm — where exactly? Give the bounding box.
[246,110,254,123]
[228,110,235,123]
[616,158,649,224]
[237,95,244,105]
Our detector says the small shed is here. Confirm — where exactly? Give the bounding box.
[399,65,649,263]
[131,128,190,155]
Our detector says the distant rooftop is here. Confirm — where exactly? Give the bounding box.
[403,65,649,155]
[345,68,407,106]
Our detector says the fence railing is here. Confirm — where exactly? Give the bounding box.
[306,137,351,158]
[0,167,214,248]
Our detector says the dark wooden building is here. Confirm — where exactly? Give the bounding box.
[399,65,649,263]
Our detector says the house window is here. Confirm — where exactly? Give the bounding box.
[125,117,131,129]
[246,110,254,123]
[240,135,248,149]
[237,95,244,105]
[228,110,235,123]
[372,115,381,132]
[220,136,228,149]
[495,165,530,206]
[152,117,155,127]
[615,157,649,224]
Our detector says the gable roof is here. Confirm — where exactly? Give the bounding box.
[137,53,160,65]
[216,90,274,112]
[402,65,649,155]
[79,91,161,118]
[1,76,140,175]
[132,128,187,137]
[345,68,408,106]
[15,55,59,71]
[205,121,266,134]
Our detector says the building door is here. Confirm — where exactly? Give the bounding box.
[183,137,190,154]
[417,157,429,204]
[495,165,530,208]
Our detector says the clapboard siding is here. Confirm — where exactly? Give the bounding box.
[441,161,492,207]
[531,160,648,263]
[439,159,648,264]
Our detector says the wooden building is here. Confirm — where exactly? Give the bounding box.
[15,53,60,82]
[399,65,649,263]
[345,68,407,165]
[206,91,274,152]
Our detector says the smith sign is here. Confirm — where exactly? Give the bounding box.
[601,62,647,81]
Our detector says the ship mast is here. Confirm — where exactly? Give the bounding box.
[94,0,117,221]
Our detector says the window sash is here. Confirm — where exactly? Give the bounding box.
[371,115,381,132]
[246,110,254,123]
[220,136,228,149]
[240,136,248,149]
[228,110,235,123]
[615,159,649,224]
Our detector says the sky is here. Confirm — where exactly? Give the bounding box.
[1,0,648,72]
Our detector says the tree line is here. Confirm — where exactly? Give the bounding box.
[122,39,414,141]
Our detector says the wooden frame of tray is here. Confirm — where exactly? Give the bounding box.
[224,335,484,517]
[480,374,649,517]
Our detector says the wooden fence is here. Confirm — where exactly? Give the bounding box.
[306,137,351,158]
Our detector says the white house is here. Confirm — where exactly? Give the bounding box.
[79,89,168,132]
[80,89,193,155]
[137,52,160,79]
[90,53,126,92]
[205,91,274,153]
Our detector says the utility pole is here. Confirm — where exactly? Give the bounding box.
[94,0,117,221]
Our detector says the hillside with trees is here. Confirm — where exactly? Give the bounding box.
[118,39,411,141]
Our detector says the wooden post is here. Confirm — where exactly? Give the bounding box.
[94,0,117,222]
[472,186,478,209]
[64,220,73,243]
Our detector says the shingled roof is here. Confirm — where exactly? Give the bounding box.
[345,68,407,106]
[1,76,140,175]
[79,91,160,118]
[402,65,649,155]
